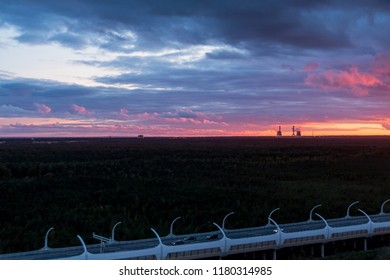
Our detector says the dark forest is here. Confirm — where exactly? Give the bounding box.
[1,136,390,254]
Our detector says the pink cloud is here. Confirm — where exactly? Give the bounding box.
[304,62,319,72]
[135,112,158,121]
[305,66,383,96]
[372,52,390,82]
[34,103,51,114]
[119,108,130,119]
[134,109,227,126]
[71,104,91,114]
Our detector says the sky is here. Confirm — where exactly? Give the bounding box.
[1,0,390,137]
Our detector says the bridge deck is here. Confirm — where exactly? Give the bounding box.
[1,212,390,260]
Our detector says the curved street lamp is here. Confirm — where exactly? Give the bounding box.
[267,208,280,226]
[358,209,372,223]
[358,209,372,233]
[314,213,329,258]
[77,235,88,260]
[213,222,227,256]
[380,199,390,214]
[345,201,360,218]
[268,217,282,247]
[315,213,330,240]
[222,212,235,230]
[308,204,322,221]
[111,221,122,242]
[42,227,54,250]
[150,228,162,245]
[168,217,181,237]
[150,228,163,260]
[213,222,226,239]
[358,208,372,251]
[268,217,281,232]
[314,213,329,228]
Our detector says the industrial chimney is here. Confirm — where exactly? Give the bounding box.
[277,126,282,137]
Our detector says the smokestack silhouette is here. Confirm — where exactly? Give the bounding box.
[277,126,282,136]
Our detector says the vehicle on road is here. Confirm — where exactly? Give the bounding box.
[206,234,219,240]
[171,236,196,245]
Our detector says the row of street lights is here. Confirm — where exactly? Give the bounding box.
[41,199,390,252]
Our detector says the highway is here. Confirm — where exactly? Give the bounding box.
[327,216,368,227]
[1,209,390,260]
[369,213,390,223]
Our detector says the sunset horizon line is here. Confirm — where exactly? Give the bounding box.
[2,134,390,139]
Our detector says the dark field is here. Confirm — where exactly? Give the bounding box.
[1,136,390,254]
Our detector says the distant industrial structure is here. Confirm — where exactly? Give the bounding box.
[292,126,301,137]
[276,126,282,137]
[276,126,301,137]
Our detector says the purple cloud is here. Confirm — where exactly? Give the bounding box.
[71,104,91,115]
[34,103,51,114]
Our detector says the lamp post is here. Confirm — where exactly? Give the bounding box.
[268,217,282,233]
[308,204,322,221]
[213,222,227,257]
[150,228,163,260]
[380,199,390,214]
[151,228,162,244]
[346,201,359,218]
[315,213,329,236]
[111,221,122,242]
[314,213,329,258]
[77,235,88,260]
[42,227,54,250]
[222,212,235,230]
[267,217,281,260]
[267,208,280,226]
[358,209,371,223]
[168,216,181,237]
[358,209,372,251]
[213,222,226,239]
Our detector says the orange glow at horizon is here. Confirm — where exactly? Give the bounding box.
[2,117,390,137]
[259,122,390,137]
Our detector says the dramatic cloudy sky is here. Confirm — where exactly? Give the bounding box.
[1,0,390,136]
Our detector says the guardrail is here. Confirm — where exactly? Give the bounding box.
[1,199,390,260]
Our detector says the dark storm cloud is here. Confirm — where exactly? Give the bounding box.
[2,0,389,52]
[206,49,248,60]
[0,78,102,116]
[49,33,88,49]
[0,79,95,99]
[97,69,303,94]
[0,74,314,120]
